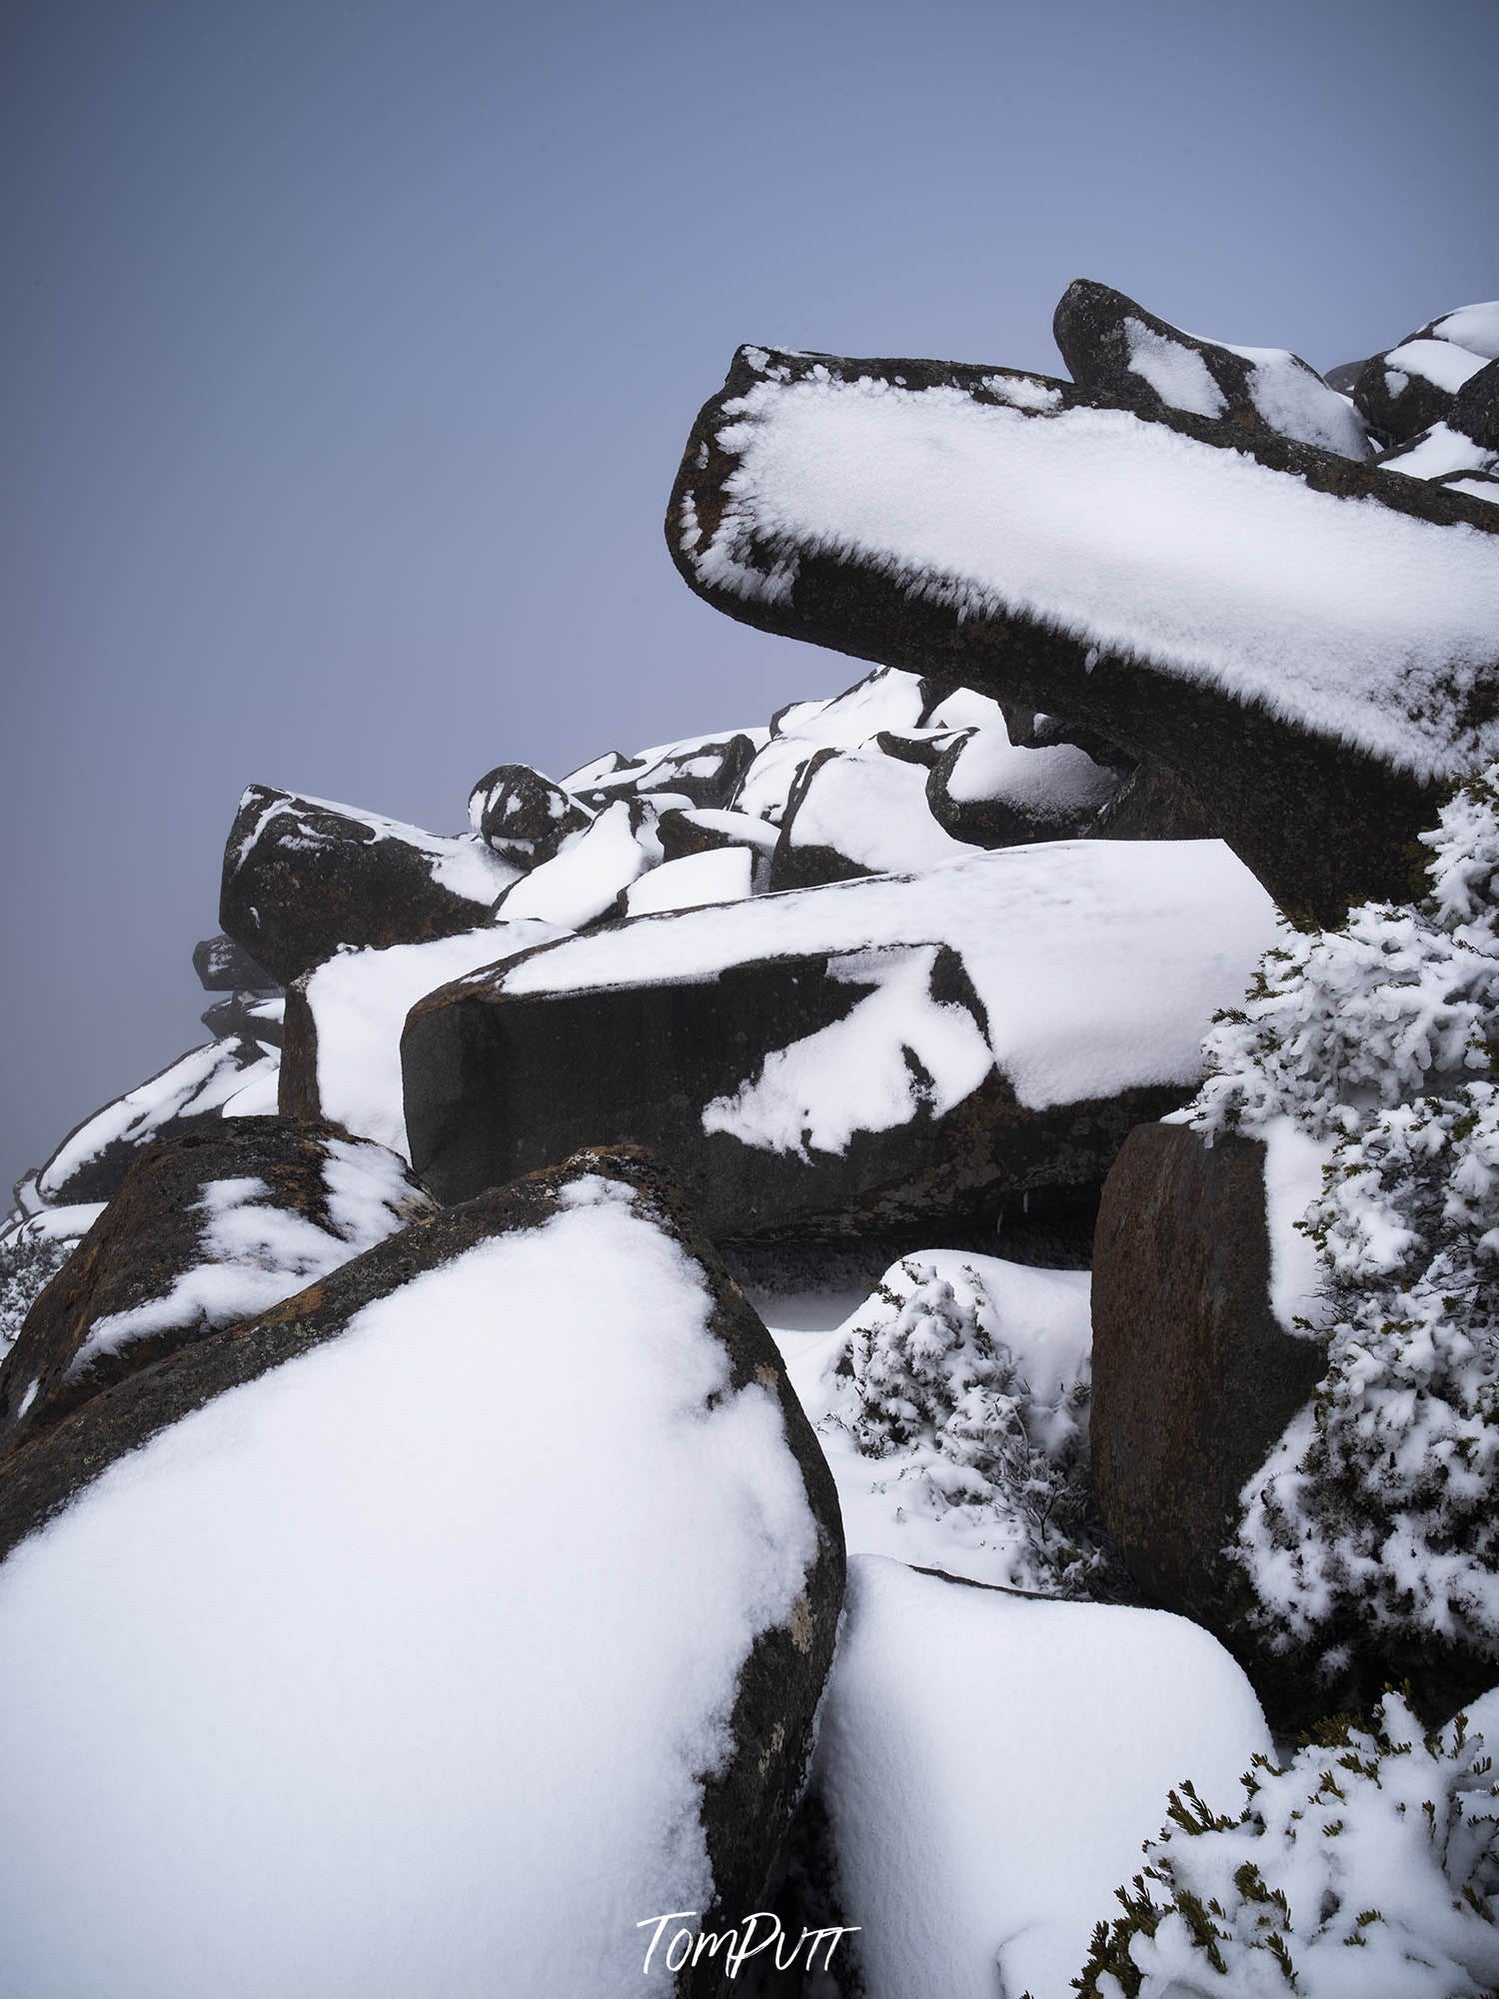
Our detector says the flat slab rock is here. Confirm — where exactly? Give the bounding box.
[0,1148,842,1999]
[402,839,1279,1240]
[669,341,1499,923]
[0,1116,431,1455]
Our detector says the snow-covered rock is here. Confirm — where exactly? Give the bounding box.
[495,798,655,927]
[0,1204,104,1366]
[0,1149,843,1999]
[812,1556,1272,1999]
[220,783,519,986]
[1357,331,1491,444]
[769,743,977,888]
[927,725,1122,848]
[20,1030,280,1210]
[192,932,278,992]
[402,838,1279,1239]
[466,761,592,861]
[669,339,1499,923]
[568,729,760,813]
[0,1116,431,1455]
[1055,277,1374,460]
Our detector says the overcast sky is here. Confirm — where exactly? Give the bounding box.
[3,0,1496,1199]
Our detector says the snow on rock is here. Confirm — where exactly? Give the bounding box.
[813,1556,1272,1999]
[928,725,1122,848]
[219,784,519,987]
[780,1251,1107,1594]
[623,845,754,915]
[403,839,1279,1238]
[496,798,653,927]
[24,1032,281,1210]
[1356,314,1496,446]
[670,342,1499,924]
[1420,301,1499,363]
[769,744,977,888]
[568,730,759,813]
[281,919,562,1158]
[192,933,278,993]
[1055,277,1374,460]
[0,1117,431,1455]
[0,1150,842,1999]
[466,762,593,862]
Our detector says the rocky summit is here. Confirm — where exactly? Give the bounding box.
[4,280,1499,1999]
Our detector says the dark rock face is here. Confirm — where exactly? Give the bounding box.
[220,784,511,985]
[192,933,277,992]
[199,991,284,1044]
[668,342,1498,926]
[1092,760,1219,841]
[0,1116,432,1455]
[656,805,780,876]
[466,762,592,862]
[1056,278,1371,459]
[1451,356,1499,451]
[403,931,1192,1244]
[1090,1123,1327,1643]
[0,1149,844,1997]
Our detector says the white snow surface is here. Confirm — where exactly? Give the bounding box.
[64,1137,429,1381]
[942,728,1117,816]
[494,840,1280,1118]
[1221,341,1373,459]
[815,1556,1272,1999]
[0,1177,821,1998]
[498,800,651,927]
[300,920,561,1157]
[36,1037,279,1201]
[623,845,753,914]
[774,665,931,745]
[1428,301,1499,361]
[685,368,1499,780]
[1380,422,1498,482]
[782,748,975,872]
[1124,317,1227,419]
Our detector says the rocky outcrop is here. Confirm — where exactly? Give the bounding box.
[0,1116,431,1454]
[1054,277,1372,459]
[192,932,277,992]
[220,784,517,985]
[669,334,1499,925]
[0,1149,843,1999]
[402,840,1278,1239]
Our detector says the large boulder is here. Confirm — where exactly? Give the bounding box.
[0,1149,842,1998]
[768,743,976,889]
[1055,277,1372,459]
[192,932,277,992]
[1089,1124,1328,1671]
[1355,335,1491,445]
[0,1117,430,1454]
[569,731,760,813]
[668,339,1499,925]
[220,784,519,985]
[403,839,1278,1240]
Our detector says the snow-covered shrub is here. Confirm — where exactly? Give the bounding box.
[0,1220,78,1362]
[1179,765,1499,1668]
[819,1258,1110,1597]
[1074,1692,1499,1999]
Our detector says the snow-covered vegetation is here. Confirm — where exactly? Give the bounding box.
[1077,1691,1499,1999]
[1182,765,1499,1667]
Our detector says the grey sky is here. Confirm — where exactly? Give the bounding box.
[4,0,1496,1199]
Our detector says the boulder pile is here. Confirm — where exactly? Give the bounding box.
[3,279,1496,1997]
